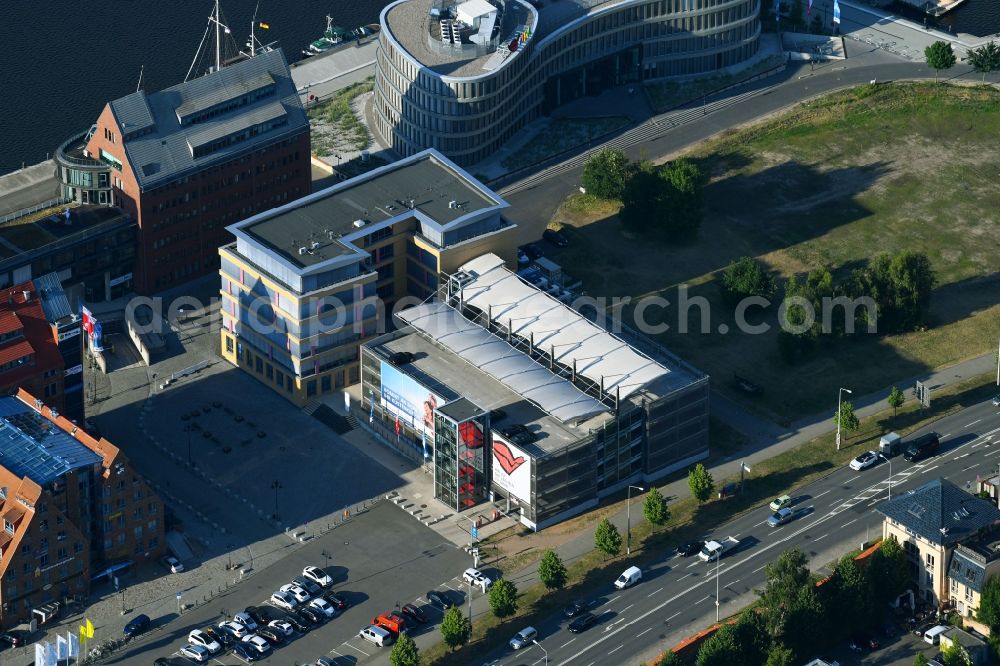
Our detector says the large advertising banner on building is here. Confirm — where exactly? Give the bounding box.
[491,434,531,504]
[380,360,444,436]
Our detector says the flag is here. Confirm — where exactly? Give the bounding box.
[774,0,780,18]
[81,306,94,336]
[92,321,104,351]
[807,0,812,15]
[68,631,80,657]
[395,415,400,436]
[85,618,95,639]
[79,625,86,644]
[36,643,46,666]
[56,635,68,660]
[259,21,270,29]
[833,0,841,23]
[46,640,57,666]
[369,394,374,425]
[422,428,428,460]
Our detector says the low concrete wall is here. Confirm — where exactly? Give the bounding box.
[125,316,152,366]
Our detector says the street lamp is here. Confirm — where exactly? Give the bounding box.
[533,639,549,666]
[836,387,853,451]
[270,480,282,521]
[322,550,332,569]
[626,485,644,556]
[879,452,892,500]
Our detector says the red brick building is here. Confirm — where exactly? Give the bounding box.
[0,389,165,628]
[82,48,310,293]
[0,283,64,411]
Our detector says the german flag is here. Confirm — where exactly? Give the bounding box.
[258,21,270,29]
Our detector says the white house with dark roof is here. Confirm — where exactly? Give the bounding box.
[877,477,1000,608]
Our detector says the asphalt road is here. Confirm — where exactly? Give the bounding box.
[107,501,471,666]
[480,394,1000,666]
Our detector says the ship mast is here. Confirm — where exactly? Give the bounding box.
[185,0,235,81]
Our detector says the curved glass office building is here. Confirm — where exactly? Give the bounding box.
[374,0,760,165]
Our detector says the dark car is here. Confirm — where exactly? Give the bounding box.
[677,541,705,557]
[316,658,335,666]
[522,243,544,261]
[542,229,569,247]
[293,576,323,596]
[282,614,310,633]
[245,606,274,625]
[426,590,453,609]
[391,351,415,365]
[257,627,284,645]
[232,642,261,662]
[861,633,880,650]
[0,631,27,647]
[323,591,349,610]
[568,612,597,633]
[563,600,588,618]
[401,604,427,624]
[297,606,324,625]
[204,627,233,647]
[122,613,151,638]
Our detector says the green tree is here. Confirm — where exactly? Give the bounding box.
[731,609,770,666]
[696,623,741,666]
[582,148,633,200]
[758,548,811,637]
[829,554,875,633]
[888,250,935,331]
[968,40,1000,83]
[688,463,715,502]
[657,651,684,666]
[488,578,518,623]
[620,160,704,241]
[439,606,470,651]
[977,575,1000,629]
[658,158,704,240]
[643,487,670,526]
[870,536,912,604]
[765,643,796,666]
[887,386,905,425]
[390,632,420,666]
[834,400,860,443]
[789,0,804,28]
[538,549,568,591]
[721,256,775,305]
[925,41,957,81]
[782,584,828,659]
[595,518,623,559]
[914,654,930,666]
[941,639,971,666]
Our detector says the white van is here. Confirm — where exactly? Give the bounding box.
[615,566,642,590]
[923,625,949,645]
[359,625,393,647]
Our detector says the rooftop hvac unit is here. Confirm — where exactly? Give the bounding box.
[298,247,307,255]
[311,241,320,249]
[353,220,366,228]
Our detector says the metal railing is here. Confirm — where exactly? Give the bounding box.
[0,196,70,226]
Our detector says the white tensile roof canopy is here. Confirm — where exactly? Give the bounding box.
[456,254,670,400]
[457,0,497,22]
[396,301,609,424]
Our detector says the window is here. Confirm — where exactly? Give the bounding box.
[926,572,934,587]
[225,336,234,353]
[926,553,935,568]
[321,375,331,393]
[307,380,317,397]
[966,587,974,602]
[951,579,959,593]
[4,520,13,535]
[148,537,158,549]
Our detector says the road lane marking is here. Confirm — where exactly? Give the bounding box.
[697,595,712,603]
[965,420,981,428]
[813,490,831,499]
[342,642,371,657]
[622,603,634,612]
[609,644,624,654]
[729,579,741,587]
[842,519,857,528]
[813,533,829,541]
[637,627,653,638]
[963,464,979,472]
[921,464,941,474]
[666,611,682,623]
[955,453,970,460]
[648,587,664,597]
[752,564,767,573]
[561,638,577,648]
[676,573,692,582]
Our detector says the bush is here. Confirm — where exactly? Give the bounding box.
[582,148,632,200]
[721,257,775,305]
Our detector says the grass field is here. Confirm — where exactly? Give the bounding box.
[549,82,1000,424]
[306,78,373,154]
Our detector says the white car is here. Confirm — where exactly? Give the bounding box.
[187,629,221,654]
[217,620,250,639]
[303,565,333,587]
[849,451,879,471]
[241,634,271,654]
[309,597,337,618]
[280,583,311,603]
[179,644,210,662]
[233,611,258,632]
[462,567,493,592]
[162,555,184,574]
[268,619,294,637]
[270,590,298,611]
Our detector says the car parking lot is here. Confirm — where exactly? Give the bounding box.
[117,501,477,664]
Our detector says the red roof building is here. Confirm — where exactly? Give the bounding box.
[0,283,64,411]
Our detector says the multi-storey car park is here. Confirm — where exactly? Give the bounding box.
[361,253,709,529]
[373,0,761,165]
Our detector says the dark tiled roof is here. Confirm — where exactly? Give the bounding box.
[109,49,307,190]
[878,478,1000,546]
